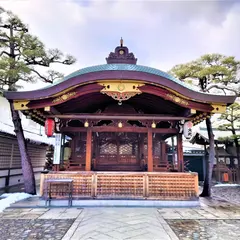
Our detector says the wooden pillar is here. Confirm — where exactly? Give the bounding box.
[138,134,144,168]
[140,134,144,159]
[94,135,99,169]
[161,141,167,164]
[148,129,153,172]
[96,134,100,157]
[92,134,96,170]
[85,129,92,171]
[171,136,175,169]
[177,134,184,172]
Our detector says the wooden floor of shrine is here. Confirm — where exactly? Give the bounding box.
[95,164,142,171]
[66,155,170,172]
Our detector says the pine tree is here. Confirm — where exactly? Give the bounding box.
[169,54,240,196]
[218,103,240,171]
[0,9,76,194]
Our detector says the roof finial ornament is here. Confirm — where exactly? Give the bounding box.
[120,37,123,47]
[106,38,137,64]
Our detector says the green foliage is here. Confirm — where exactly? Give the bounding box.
[219,102,240,123]
[218,102,240,142]
[218,136,239,142]
[0,10,76,91]
[169,53,240,146]
[169,53,240,95]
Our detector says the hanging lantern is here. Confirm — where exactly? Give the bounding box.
[84,120,89,128]
[183,121,193,139]
[45,118,55,137]
[118,121,123,128]
[151,121,156,128]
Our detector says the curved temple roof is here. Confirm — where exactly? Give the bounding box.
[4,42,237,105]
[44,64,200,91]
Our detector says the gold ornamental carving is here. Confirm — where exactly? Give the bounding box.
[166,93,189,106]
[211,104,226,113]
[52,91,77,104]
[13,100,30,110]
[99,81,144,102]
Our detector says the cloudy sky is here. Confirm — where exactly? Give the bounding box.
[1,0,240,90]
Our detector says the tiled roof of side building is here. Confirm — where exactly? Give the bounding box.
[0,122,54,145]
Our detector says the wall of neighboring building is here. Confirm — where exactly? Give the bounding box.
[168,153,205,181]
[0,134,47,188]
[0,96,54,190]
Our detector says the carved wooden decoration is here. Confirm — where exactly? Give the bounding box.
[166,93,189,106]
[52,92,77,104]
[99,81,144,103]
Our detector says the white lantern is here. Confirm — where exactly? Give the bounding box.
[183,121,193,139]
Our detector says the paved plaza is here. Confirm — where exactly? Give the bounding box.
[0,198,240,240]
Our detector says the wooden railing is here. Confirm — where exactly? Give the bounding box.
[40,171,198,200]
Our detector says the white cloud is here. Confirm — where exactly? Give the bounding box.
[1,0,240,90]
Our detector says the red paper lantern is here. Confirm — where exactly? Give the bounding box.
[45,118,55,137]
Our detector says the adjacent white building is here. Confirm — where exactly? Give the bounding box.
[0,96,54,189]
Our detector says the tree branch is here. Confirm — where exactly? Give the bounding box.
[206,84,240,96]
[25,59,49,67]
[30,68,52,83]
[0,50,10,57]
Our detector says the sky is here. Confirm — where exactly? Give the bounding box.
[1,0,240,90]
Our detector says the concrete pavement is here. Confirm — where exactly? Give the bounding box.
[0,198,239,240]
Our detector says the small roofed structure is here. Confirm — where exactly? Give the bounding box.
[227,146,240,158]
[190,130,239,183]
[4,40,237,201]
[190,128,240,145]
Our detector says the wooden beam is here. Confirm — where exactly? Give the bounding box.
[140,85,214,112]
[177,134,184,172]
[27,84,103,109]
[61,126,178,134]
[148,129,153,172]
[85,129,92,171]
[48,114,191,121]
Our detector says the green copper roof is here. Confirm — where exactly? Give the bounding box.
[47,63,204,93]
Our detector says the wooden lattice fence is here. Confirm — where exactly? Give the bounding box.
[40,171,198,200]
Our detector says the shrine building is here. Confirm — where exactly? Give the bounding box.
[4,40,236,201]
